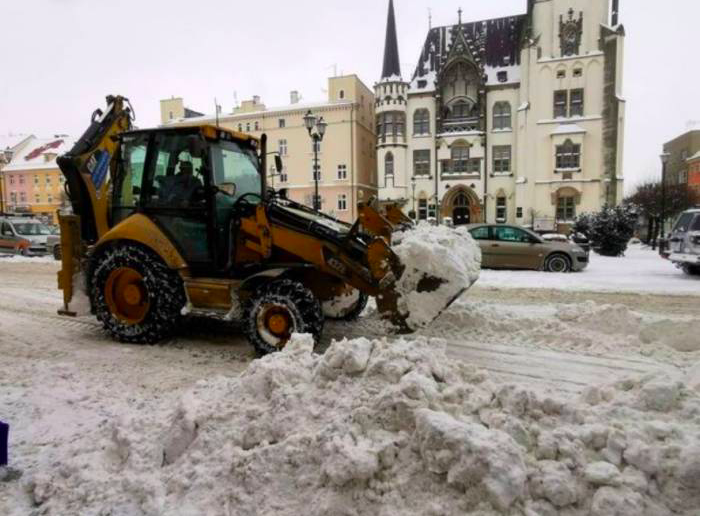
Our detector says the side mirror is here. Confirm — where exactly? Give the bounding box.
[274,154,283,173]
[218,182,237,197]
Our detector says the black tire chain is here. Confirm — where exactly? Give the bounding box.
[325,291,369,321]
[91,245,186,344]
[243,279,324,356]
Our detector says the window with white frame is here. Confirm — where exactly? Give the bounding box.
[493,145,511,173]
[337,164,347,180]
[312,163,321,181]
[238,124,243,132]
[496,196,507,222]
[492,102,511,130]
[279,167,288,183]
[554,90,568,118]
[569,89,584,117]
[384,152,394,177]
[278,139,287,156]
[10,192,16,203]
[35,193,40,203]
[34,175,39,185]
[48,194,53,203]
[418,198,428,220]
[9,175,14,185]
[413,109,430,135]
[413,150,430,176]
[451,145,470,173]
[254,121,259,131]
[278,118,285,128]
[555,139,581,169]
[428,203,436,219]
[337,194,347,211]
[245,122,250,132]
[20,192,26,202]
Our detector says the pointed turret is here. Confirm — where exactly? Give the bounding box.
[381,0,401,79]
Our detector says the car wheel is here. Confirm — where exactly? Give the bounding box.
[682,263,700,276]
[545,253,571,273]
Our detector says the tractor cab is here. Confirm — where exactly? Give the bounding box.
[111,126,268,275]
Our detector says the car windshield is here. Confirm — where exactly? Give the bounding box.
[673,212,696,232]
[14,222,52,235]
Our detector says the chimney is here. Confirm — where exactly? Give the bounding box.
[253,95,260,104]
[290,91,299,104]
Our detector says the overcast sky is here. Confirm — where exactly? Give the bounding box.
[1,0,698,193]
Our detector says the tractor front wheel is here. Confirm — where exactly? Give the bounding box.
[244,279,324,356]
[322,288,369,321]
[92,245,185,344]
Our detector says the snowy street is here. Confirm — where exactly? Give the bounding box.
[0,246,699,514]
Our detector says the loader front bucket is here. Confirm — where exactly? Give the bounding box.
[365,223,481,333]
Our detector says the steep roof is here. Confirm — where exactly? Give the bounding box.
[381,0,401,80]
[3,136,74,172]
[411,14,527,90]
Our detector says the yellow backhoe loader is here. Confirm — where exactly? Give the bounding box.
[56,95,459,354]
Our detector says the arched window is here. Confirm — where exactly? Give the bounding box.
[339,90,345,99]
[384,152,394,176]
[493,102,511,130]
[413,109,430,135]
[454,193,469,207]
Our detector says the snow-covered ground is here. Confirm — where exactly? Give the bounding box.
[0,250,698,515]
[478,244,700,295]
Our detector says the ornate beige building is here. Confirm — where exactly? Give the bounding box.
[376,0,625,231]
[160,75,377,223]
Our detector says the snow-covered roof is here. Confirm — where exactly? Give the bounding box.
[163,100,353,126]
[0,134,33,153]
[3,136,74,172]
[686,151,699,162]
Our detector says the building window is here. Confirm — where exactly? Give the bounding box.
[337,164,347,180]
[46,175,51,185]
[496,196,507,223]
[418,198,428,220]
[554,90,568,118]
[556,70,566,79]
[10,192,16,203]
[451,145,470,173]
[413,150,430,176]
[569,89,584,116]
[573,68,583,77]
[679,169,688,184]
[34,175,39,185]
[278,119,285,128]
[35,193,40,204]
[497,71,508,83]
[556,196,576,221]
[20,192,26,203]
[555,139,581,169]
[246,122,250,132]
[493,146,511,173]
[279,167,288,183]
[169,111,173,120]
[19,176,24,185]
[493,102,511,130]
[339,90,345,100]
[376,112,405,140]
[413,109,430,135]
[278,139,287,156]
[312,163,321,181]
[9,175,14,185]
[48,194,53,204]
[384,152,394,177]
[337,194,347,211]
[238,124,243,132]
[516,206,523,218]
[254,121,259,131]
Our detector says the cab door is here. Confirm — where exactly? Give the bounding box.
[141,132,213,271]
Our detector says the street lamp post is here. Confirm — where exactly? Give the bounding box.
[659,151,670,249]
[304,110,327,212]
[411,177,417,219]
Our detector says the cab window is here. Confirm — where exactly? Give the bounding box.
[469,226,490,240]
[113,134,148,224]
[495,226,532,243]
[210,140,260,201]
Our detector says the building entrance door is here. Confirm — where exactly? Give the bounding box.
[452,193,470,225]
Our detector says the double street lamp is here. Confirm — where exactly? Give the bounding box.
[303,110,327,211]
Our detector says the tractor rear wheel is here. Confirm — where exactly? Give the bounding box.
[244,279,324,356]
[91,245,185,344]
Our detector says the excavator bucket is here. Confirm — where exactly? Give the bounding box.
[360,203,480,333]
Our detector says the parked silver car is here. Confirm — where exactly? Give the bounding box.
[0,217,52,256]
[466,223,589,272]
[667,208,699,275]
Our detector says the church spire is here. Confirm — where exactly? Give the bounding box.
[381,0,401,79]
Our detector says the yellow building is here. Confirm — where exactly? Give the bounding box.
[1,136,73,223]
[161,75,377,223]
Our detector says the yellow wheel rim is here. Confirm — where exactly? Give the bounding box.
[104,267,150,324]
[257,304,294,349]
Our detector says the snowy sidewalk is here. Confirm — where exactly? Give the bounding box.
[476,244,700,296]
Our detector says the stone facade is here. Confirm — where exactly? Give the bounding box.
[376,0,626,232]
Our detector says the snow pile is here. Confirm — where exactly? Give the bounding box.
[391,223,481,329]
[23,335,699,515]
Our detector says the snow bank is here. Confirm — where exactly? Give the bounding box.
[24,335,699,515]
[391,223,481,329]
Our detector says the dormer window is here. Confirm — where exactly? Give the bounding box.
[497,71,507,83]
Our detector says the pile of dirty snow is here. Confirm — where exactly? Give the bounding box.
[391,223,481,329]
[22,335,699,515]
